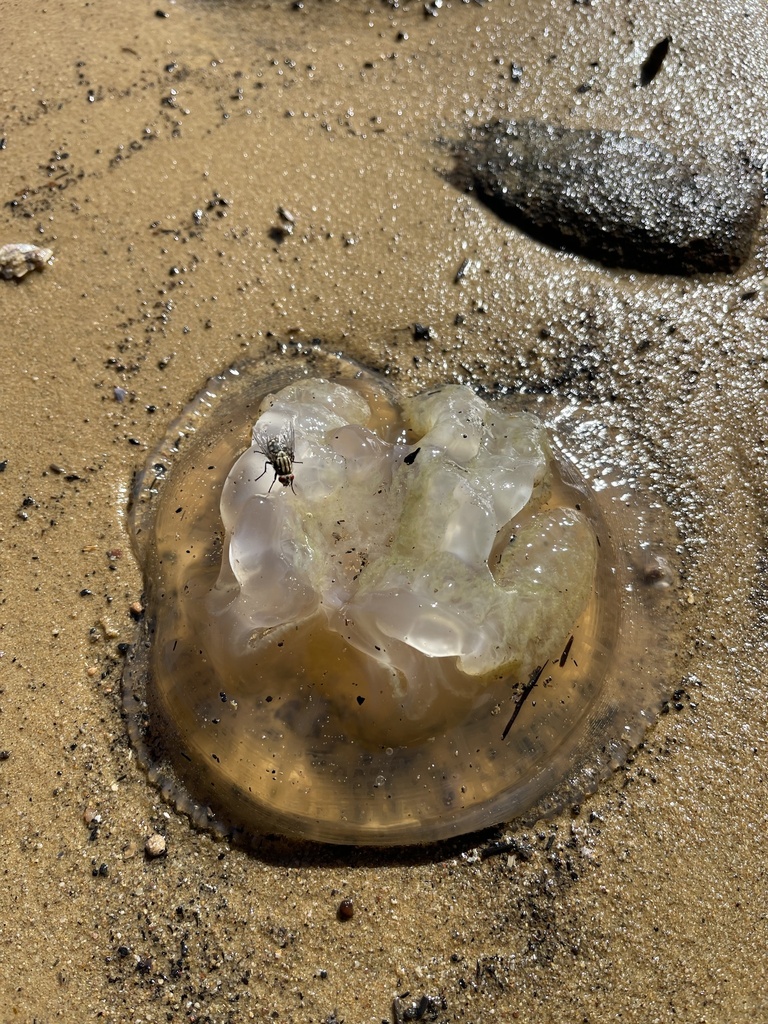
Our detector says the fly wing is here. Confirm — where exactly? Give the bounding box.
[273,423,296,460]
[251,430,273,460]
[252,422,295,461]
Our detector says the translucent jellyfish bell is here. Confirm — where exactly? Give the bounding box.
[123,351,676,846]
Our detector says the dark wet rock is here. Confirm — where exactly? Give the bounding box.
[455,119,763,274]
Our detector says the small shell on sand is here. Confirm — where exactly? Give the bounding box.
[0,242,54,280]
[144,833,167,858]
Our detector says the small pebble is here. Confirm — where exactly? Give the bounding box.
[145,833,167,858]
[99,618,119,639]
[338,898,354,920]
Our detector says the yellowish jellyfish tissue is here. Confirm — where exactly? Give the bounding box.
[123,354,675,846]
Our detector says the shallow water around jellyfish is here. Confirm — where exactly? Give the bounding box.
[124,350,677,846]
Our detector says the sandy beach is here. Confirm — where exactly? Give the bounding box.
[1,0,767,1020]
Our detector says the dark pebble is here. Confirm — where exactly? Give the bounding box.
[455,119,763,274]
[338,898,354,920]
[480,836,533,861]
[268,224,293,244]
[393,993,446,1022]
[640,36,671,86]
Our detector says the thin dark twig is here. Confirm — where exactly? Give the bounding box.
[501,662,547,740]
[559,634,574,668]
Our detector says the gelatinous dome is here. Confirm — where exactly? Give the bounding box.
[124,350,675,846]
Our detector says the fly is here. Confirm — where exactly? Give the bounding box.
[253,424,301,494]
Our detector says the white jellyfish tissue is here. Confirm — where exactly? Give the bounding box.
[211,380,597,698]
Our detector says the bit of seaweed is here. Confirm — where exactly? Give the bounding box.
[501,663,546,741]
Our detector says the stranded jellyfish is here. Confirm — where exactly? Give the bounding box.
[123,350,675,846]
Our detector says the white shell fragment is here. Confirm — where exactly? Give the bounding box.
[144,833,167,859]
[0,242,54,280]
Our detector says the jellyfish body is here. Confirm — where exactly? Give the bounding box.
[123,352,675,845]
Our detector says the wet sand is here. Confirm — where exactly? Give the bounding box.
[1,0,767,1020]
